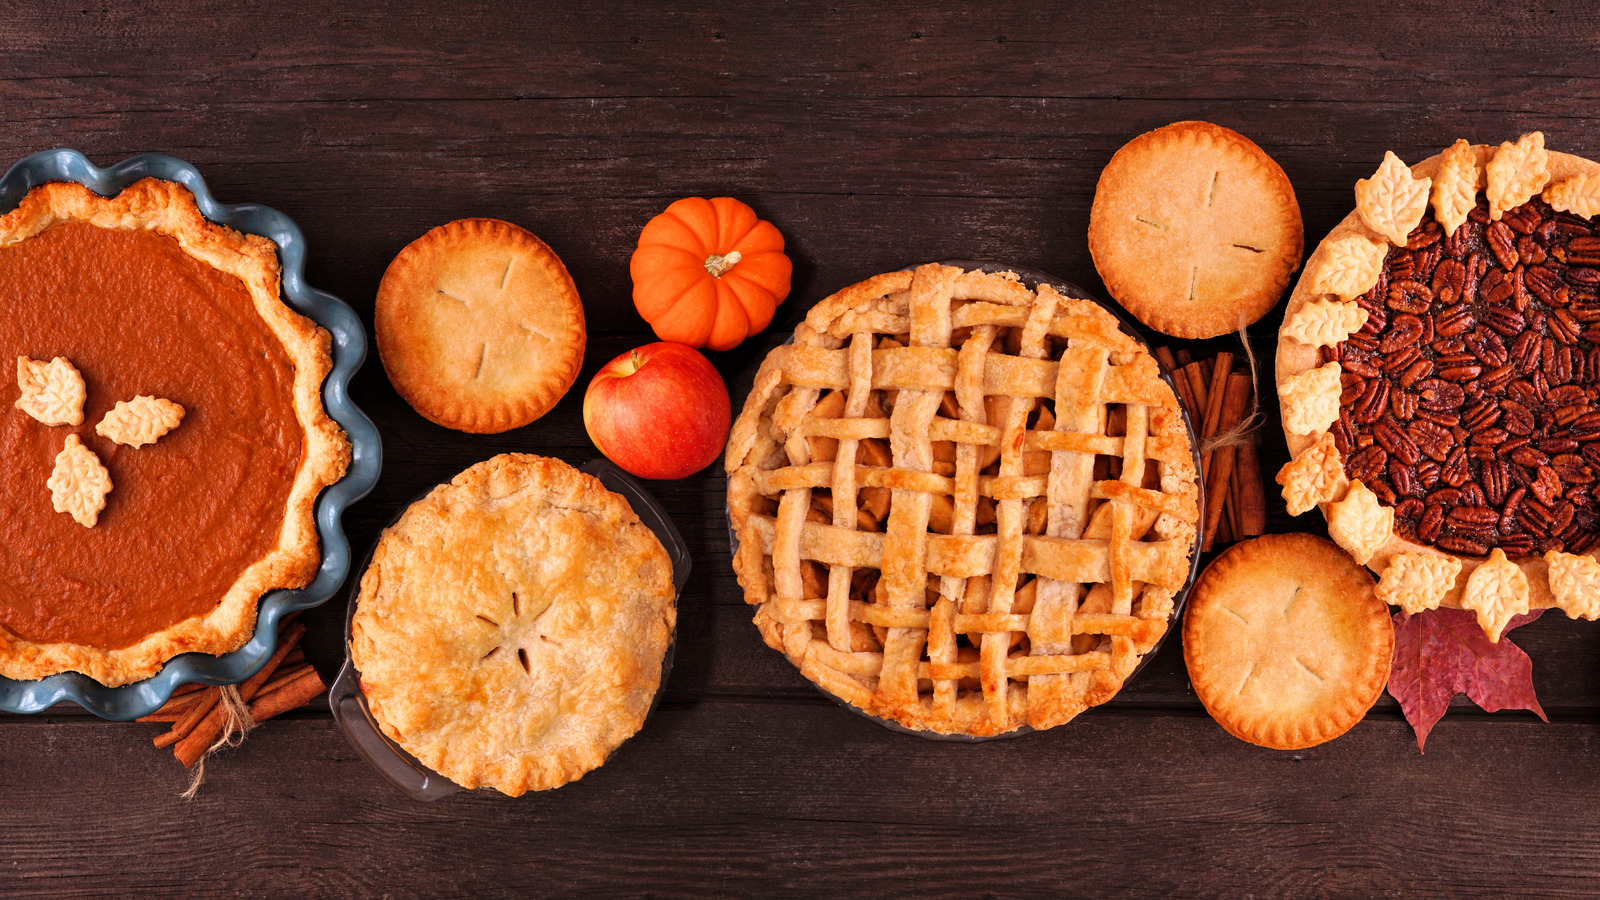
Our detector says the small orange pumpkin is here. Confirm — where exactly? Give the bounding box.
[630,197,792,351]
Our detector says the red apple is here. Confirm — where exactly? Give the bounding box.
[582,342,732,480]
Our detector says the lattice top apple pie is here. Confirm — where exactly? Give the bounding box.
[726,264,1201,736]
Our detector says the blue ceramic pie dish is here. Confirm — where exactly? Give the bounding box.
[0,149,382,720]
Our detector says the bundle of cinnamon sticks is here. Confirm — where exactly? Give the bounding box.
[1153,347,1268,551]
[139,618,326,768]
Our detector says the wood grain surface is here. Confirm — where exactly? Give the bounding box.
[4,2,1600,897]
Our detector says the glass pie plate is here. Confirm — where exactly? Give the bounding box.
[0,150,382,720]
[727,259,1205,741]
[330,459,690,801]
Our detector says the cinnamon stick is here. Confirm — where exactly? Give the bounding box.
[1200,352,1234,466]
[1235,442,1268,537]
[137,692,203,723]
[247,666,326,723]
[1174,348,1194,368]
[257,662,314,698]
[1179,363,1209,430]
[172,622,307,767]
[1202,374,1254,551]
[1154,346,1179,374]
[160,687,220,746]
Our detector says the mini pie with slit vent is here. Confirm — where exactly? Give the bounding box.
[376,218,586,434]
[1183,533,1394,750]
[350,454,675,796]
[1088,121,1304,340]
[726,264,1201,736]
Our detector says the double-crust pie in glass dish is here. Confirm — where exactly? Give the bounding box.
[0,165,355,695]
[727,262,1201,737]
[1276,132,1600,640]
[347,455,679,797]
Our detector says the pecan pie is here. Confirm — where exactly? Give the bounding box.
[727,264,1200,736]
[0,179,349,685]
[1276,133,1600,638]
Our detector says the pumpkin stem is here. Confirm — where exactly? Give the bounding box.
[704,249,742,278]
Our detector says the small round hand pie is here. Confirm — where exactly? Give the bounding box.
[1089,121,1304,339]
[376,218,586,433]
[350,454,675,796]
[1183,533,1394,750]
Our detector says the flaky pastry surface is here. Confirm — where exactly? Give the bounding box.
[727,264,1200,736]
[351,454,675,796]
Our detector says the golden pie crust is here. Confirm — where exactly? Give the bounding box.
[1275,136,1600,632]
[1089,121,1304,340]
[727,264,1200,737]
[0,179,349,685]
[351,454,675,796]
[1183,533,1393,750]
[376,218,586,434]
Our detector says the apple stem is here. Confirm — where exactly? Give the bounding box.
[620,350,642,376]
[704,249,742,278]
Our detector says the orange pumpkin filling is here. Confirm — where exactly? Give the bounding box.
[0,221,303,650]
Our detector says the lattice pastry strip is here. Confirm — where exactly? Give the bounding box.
[726,264,1200,736]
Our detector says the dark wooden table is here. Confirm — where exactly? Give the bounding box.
[5,3,1600,896]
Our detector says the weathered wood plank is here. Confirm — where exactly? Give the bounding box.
[0,706,1593,897]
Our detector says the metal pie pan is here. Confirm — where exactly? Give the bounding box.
[0,150,382,720]
[329,458,690,801]
[728,259,1206,742]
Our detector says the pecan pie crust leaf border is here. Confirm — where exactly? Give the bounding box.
[1356,151,1433,247]
[1275,139,1600,632]
[0,179,351,686]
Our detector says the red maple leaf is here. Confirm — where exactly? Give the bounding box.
[1388,607,1547,752]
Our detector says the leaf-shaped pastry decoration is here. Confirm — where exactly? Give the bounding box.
[1307,234,1387,301]
[1542,173,1600,219]
[1430,139,1480,238]
[1375,552,1461,615]
[1275,430,1344,516]
[1460,548,1530,642]
[1544,550,1600,620]
[1326,479,1392,566]
[96,395,185,448]
[1486,131,1550,221]
[47,433,112,527]
[15,356,86,427]
[1388,607,1545,753]
[1278,360,1342,436]
[1281,297,1368,348]
[1356,151,1432,246]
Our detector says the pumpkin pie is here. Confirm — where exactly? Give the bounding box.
[0,178,350,686]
